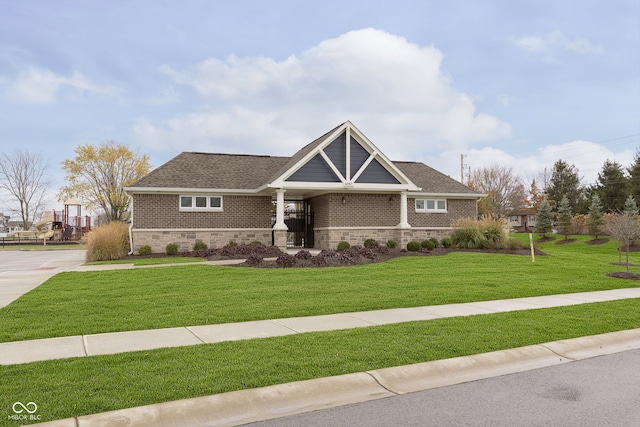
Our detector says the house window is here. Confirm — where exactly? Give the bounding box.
[510,216,519,223]
[179,195,223,211]
[529,215,536,222]
[415,199,447,212]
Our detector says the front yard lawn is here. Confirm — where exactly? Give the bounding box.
[0,235,637,343]
[1,299,638,424]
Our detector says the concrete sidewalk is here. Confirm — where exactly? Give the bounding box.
[2,287,639,365]
[34,329,640,427]
[3,253,640,426]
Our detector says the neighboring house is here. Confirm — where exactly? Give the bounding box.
[508,208,537,232]
[0,214,8,233]
[125,121,484,252]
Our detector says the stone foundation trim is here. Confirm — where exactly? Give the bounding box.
[132,228,273,253]
[314,226,454,250]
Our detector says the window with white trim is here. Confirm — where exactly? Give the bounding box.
[415,198,447,212]
[179,195,223,211]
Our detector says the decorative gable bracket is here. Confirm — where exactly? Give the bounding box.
[269,121,421,192]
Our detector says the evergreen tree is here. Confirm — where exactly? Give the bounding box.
[556,196,573,240]
[594,159,628,212]
[585,194,605,240]
[627,149,640,199]
[547,159,584,213]
[535,197,554,237]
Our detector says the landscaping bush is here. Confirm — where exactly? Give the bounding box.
[245,254,263,266]
[506,237,524,250]
[166,243,179,256]
[294,250,313,260]
[138,245,152,256]
[406,241,421,252]
[337,241,351,251]
[429,237,439,248]
[441,237,453,248]
[193,242,208,251]
[421,239,436,250]
[363,238,377,248]
[84,221,130,262]
[451,218,485,249]
[275,253,296,268]
[479,217,507,243]
[386,240,398,249]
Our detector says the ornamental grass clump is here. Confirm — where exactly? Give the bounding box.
[84,221,130,262]
[451,218,485,249]
[452,217,510,249]
[479,217,507,244]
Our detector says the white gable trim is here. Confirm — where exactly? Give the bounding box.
[270,121,420,191]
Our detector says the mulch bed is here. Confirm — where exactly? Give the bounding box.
[606,271,640,280]
[173,242,546,268]
[125,241,640,280]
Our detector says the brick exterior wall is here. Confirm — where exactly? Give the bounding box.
[133,194,272,229]
[408,198,478,227]
[309,194,477,249]
[309,193,399,227]
[130,192,478,251]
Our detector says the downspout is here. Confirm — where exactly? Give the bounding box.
[126,192,134,255]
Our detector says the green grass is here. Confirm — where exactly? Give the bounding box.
[0,234,637,342]
[1,299,638,424]
[84,256,204,266]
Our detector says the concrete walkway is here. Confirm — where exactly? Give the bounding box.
[1,287,639,365]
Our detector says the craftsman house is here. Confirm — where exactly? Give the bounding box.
[125,121,483,252]
[508,208,537,232]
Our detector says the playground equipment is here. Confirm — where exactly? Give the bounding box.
[34,199,91,242]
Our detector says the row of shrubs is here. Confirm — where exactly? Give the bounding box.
[84,217,523,262]
[335,236,453,253]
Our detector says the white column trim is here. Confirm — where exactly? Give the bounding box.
[273,189,288,230]
[398,191,410,228]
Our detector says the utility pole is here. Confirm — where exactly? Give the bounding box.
[460,154,467,183]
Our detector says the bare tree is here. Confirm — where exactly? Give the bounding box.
[0,149,50,230]
[469,164,526,217]
[604,196,640,271]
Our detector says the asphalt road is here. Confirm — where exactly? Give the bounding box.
[245,349,640,427]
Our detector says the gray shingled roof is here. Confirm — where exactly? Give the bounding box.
[129,122,481,197]
[130,152,290,190]
[395,161,479,195]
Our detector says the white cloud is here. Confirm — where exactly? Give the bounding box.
[437,140,635,187]
[137,28,511,158]
[6,68,115,104]
[510,31,605,56]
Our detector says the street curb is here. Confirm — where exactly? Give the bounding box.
[33,328,640,427]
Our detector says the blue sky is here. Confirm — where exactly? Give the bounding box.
[1,0,639,208]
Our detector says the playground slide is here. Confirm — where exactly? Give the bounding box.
[37,229,54,239]
[35,211,55,240]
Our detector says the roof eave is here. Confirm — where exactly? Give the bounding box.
[124,186,259,194]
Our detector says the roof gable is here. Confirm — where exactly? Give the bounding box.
[270,121,419,191]
[125,121,482,198]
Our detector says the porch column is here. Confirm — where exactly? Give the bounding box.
[398,192,410,228]
[273,189,288,249]
[398,191,411,249]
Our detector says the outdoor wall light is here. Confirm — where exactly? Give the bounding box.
[342,196,346,204]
